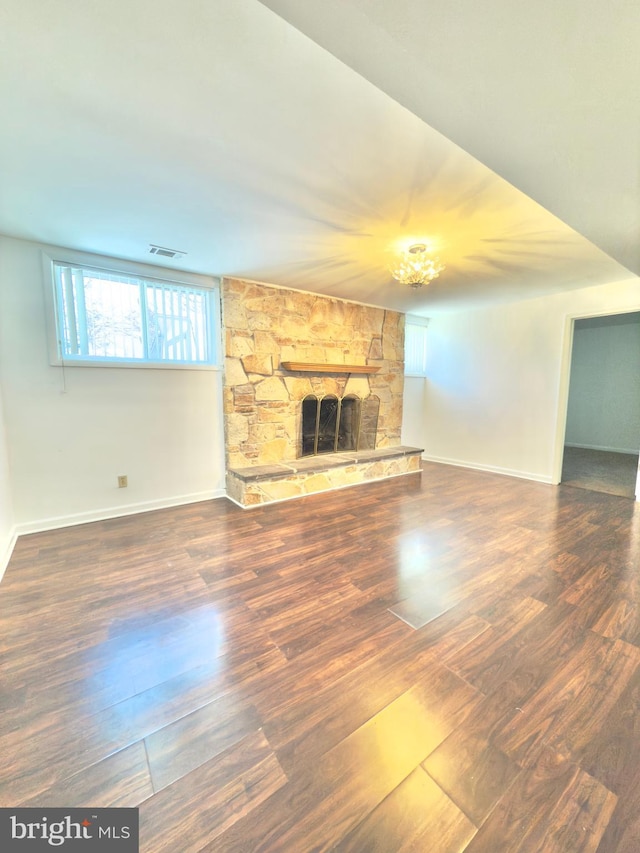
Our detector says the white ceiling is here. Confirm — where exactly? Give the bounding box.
[0,0,637,315]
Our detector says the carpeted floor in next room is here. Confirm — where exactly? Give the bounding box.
[561,445,638,499]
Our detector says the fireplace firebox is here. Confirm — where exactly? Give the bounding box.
[301,394,380,457]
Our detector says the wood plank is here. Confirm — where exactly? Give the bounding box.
[444,599,587,697]
[496,635,640,768]
[215,681,478,852]
[334,767,476,852]
[18,742,153,808]
[145,694,261,792]
[280,361,380,374]
[139,731,287,853]
[580,663,640,794]
[444,596,547,688]
[422,682,527,826]
[594,784,640,853]
[463,746,617,853]
[272,655,481,778]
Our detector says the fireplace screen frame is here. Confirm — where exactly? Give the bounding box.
[301,393,380,457]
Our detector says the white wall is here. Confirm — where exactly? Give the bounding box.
[401,376,427,450]
[0,236,226,533]
[0,376,16,576]
[413,277,640,484]
[565,316,640,453]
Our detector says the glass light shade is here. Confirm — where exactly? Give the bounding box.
[390,244,444,288]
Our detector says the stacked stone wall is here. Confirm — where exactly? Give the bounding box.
[222,278,405,470]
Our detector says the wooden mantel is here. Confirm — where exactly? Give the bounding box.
[280,362,380,374]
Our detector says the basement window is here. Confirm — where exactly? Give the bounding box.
[48,261,219,368]
[404,316,429,377]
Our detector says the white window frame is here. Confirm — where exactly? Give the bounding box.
[404,315,429,377]
[42,250,221,370]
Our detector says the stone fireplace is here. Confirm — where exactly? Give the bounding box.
[222,277,422,506]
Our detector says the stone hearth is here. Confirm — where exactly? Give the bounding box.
[227,446,423,506]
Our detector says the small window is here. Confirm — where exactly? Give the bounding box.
[50,262,219,367]
[404,316,429,376]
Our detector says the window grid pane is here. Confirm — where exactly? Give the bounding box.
[53,263,216,366]
[83,273,142,359]
[405,323,428,375]
[145,283,210,363]
[58,266,79,354]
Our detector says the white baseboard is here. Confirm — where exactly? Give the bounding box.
[14,490,227,536]
[565,442,639,455]
[421,454,555,485]
[0,526,18,583]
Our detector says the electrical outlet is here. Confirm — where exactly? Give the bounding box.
[117,475,128,488]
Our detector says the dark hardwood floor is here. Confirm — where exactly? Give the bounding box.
[2,461,640,851]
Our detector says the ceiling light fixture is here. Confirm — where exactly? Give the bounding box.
[389,243,444,289]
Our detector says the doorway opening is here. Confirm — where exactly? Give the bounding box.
[560,312,640,499]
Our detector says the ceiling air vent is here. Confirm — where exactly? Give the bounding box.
[149,244,186,259]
